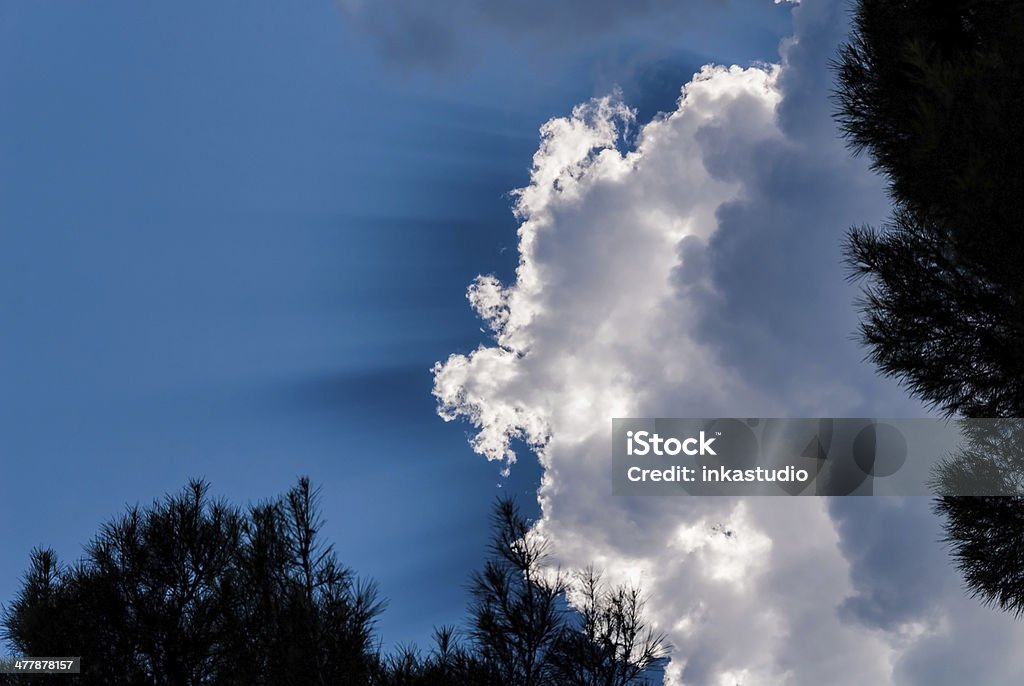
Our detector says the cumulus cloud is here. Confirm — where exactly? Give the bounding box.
[433,0,1024,683]
[832,497,1024,686]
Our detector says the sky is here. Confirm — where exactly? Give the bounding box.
[3,1,1024,684]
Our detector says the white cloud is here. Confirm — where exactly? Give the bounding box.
[433,0,1024,683]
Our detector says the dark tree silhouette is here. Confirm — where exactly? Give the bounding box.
[3,485,663,686]
[1,478,382,685]
[932,421,1024,615]
[369,627,498,686]
[468,499,666,686]
[834,0,1024,614]
[836,0,1024,418]
[367,498,667,686]
[935,496,1024,616]
[931,419,1024,497]
[546,568,667,686]
[469,498,567,686]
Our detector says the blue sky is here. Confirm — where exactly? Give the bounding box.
[0,0,790,651]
